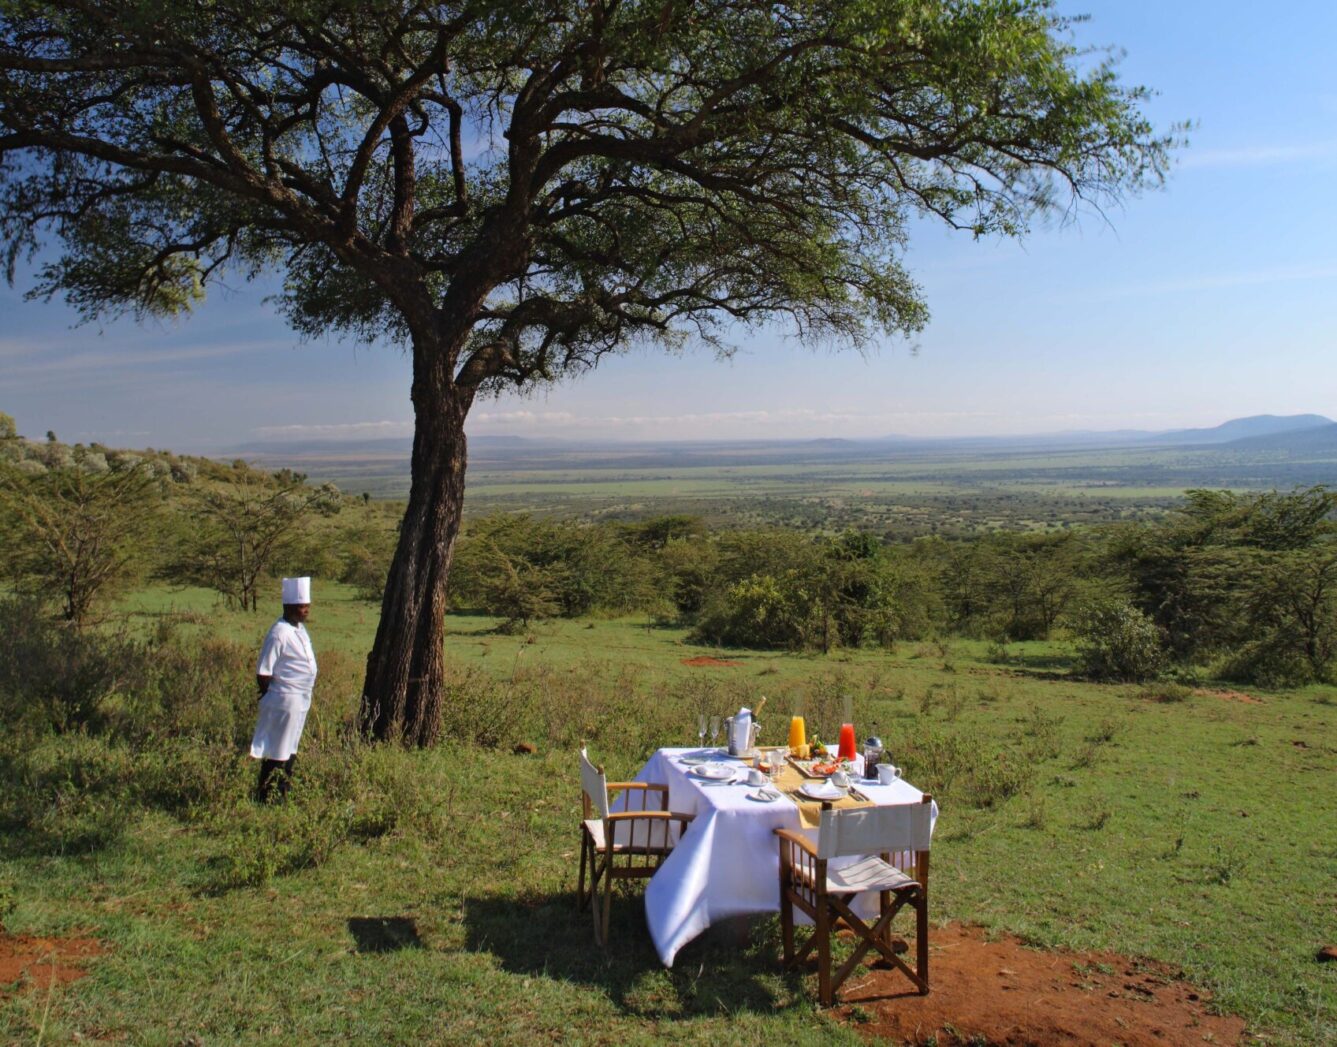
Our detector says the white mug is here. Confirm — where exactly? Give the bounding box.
[747,768,767,786]
[830,770,850,789]
[876,763,900,785]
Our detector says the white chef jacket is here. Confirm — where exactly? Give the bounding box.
[249,618,318,761]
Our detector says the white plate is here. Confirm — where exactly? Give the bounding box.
[746,788,780,803]
[679,754,710,765]
[689,764,736,781]
[798,782,845,802]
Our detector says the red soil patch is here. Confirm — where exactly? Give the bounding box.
[1193,689,1264,704]
[681,656,743,667]
[833,923,1247,1046]
[0,932,102,995]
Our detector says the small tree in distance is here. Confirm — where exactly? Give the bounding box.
[167,471,341,612]
[0,1,1177,744]
[0,457,161,626]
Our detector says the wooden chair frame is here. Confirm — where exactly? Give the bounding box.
[578,747,693,946]
[774,795,932,1005]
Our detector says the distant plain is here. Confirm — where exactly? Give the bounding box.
[239,429,1337,536]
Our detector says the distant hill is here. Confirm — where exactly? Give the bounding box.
[1147,414,1332,446]
[1221,423,1337,454]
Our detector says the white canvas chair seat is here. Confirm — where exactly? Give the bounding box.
[775,795,934,1005]
[582,817,681,854]
[826,855,916,895]
[578,746,693,945]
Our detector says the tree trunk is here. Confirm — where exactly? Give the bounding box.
[359,339,474,746]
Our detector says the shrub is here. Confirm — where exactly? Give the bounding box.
[1073,601,1165,682]
[1140,682,1194,703]
[0,597,149,734]
[1220,641,1314,689]
[691,572,814,649]
[896,726,1033,809]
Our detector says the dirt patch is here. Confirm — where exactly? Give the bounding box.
[0,932,102,995]
[834,923,1248,1046]
[1193,688,1264,704]
[681,656,743,667]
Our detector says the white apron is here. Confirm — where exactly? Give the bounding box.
[250,687,313,761]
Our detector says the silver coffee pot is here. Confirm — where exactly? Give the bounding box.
[725,710,757,756]
[725,697,767,756]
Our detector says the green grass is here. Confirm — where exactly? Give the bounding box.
[3,585,1335,1044]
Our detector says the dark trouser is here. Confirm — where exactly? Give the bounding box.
[255,754,297,802]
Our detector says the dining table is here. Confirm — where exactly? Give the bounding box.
[630,747,938,967]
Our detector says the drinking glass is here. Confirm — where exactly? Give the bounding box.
[709,716,721,750]
[697,713,707,750]
[837,722,857,761]
[787,715,806,751]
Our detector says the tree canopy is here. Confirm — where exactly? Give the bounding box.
[2,0,1172,359]
[0,0,1176,743]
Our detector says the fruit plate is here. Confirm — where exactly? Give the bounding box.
[787,756,850,779]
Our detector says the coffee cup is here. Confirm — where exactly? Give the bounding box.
[876,763,900,786]
[747,768,767,787]
[830,770,850,789]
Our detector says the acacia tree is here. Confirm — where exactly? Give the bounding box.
[0,1,1174,744]
[0,456,160,626]
[167,471,343,611]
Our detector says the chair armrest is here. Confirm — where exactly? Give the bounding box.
[606,810,694,823]
[773,827,819,859]
[609,781,669,811]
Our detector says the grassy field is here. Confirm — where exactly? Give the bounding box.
[2,584,1335,1044]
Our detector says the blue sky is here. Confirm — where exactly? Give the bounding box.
[2,0,1336,450]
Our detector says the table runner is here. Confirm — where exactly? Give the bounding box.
[772,759,872,828]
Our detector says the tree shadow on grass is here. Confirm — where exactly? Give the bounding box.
[348,916,424,954]
[462,890,807,1018]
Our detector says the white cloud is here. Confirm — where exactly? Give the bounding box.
[252,419,413,439]
[1180,141,1337,170]
[1094,262,1337,300]
[1,339,291,381]
[470,410,579,426]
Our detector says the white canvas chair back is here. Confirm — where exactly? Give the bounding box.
[816,801,933,860]
[579,746,611,819]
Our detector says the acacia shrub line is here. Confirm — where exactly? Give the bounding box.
[6,428,1337,686]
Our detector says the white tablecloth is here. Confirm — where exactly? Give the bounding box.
[635,748,938,967]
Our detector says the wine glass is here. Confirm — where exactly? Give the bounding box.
[697,713,707,751]
[708,716,721,751]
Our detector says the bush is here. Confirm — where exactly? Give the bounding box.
[894,726,1034,809]
[1073,601,1166,682]
[1220,642,1314,689]
[691,572,814,649]
[1139,682,1195,703]
[0,597,149,734]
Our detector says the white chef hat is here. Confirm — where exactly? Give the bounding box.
[281,576,311,604]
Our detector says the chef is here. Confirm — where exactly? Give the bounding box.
[250,576,318,802]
